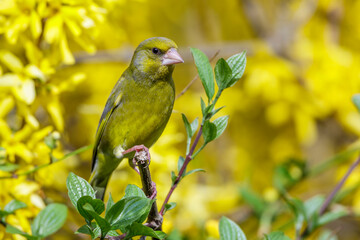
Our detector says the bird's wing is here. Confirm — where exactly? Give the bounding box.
[91,77,124,171]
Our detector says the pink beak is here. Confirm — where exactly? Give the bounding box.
[162,48,184,65]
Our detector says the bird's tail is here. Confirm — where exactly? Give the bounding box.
[89,170,111,200]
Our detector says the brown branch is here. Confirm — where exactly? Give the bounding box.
[175,50,220,100]
[135,150,163,231]
[298,155,360,239]
[159,125,203,215]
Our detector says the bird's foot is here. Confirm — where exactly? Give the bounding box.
[123,144,151,163]
[125,145,151,175]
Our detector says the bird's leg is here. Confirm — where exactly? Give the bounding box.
[124,145,151,175]
[122,144,151,162]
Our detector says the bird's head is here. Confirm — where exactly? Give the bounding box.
[130,37,184,81]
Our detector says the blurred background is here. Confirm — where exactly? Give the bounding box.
[1,0,360,239]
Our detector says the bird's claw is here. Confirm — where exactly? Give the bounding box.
[123,144,151,163]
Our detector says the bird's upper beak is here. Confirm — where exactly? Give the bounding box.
[162,48,184,65]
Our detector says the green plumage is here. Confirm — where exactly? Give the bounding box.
[89,37,182,199]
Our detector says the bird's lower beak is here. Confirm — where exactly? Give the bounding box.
[162,48,184,65]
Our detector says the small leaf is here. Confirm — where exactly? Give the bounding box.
[185,168,206,177]
[107,230,120,237]
[125,222,166,239]
[164,202,177,214]
[200,97,206,116]
[4,200,26,213]
[215,58,232,90]
[240,187,266,216]
[317,210,348,227]
[191,48,215,101]
[203,120,217,144]
[111,197,153,229]
[44,134,57,150]
[124,184,146,198]
[264,231,291,240]
[213,116,229,139]
[66,172,95,208]
[177,156,186,174]
[182,114,192,154]
[219,216,246,240]
[190,118,199,137]
[105,198,126,224]
[75,224,93,235]
[6,225,38,240]
[182,113,192,138]
[83,203,111,238]
[352,94,360,112]
[77,196,105,222]
[0,163,19,172]
[31,203,67,237]
[226,51,247,87]
[105,193,115,217]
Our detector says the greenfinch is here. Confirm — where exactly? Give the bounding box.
[89,37,184,200]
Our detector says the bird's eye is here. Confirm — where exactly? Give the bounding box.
[152,48,161,55]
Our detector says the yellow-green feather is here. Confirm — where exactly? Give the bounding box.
[90,37,177,200]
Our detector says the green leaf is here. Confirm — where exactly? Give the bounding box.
[83,203,111,238]
[0,162,19,172]
[352,94,360,112]
[77,196,105,222]
[185,168,205,177]
[317,210,348,227]
[75,224,93,235]
[182,113,192,138]
[200,97,206,115]
[124,184,146,198]
[164,202,177,214]
[213,116,229,139]
[107,230,120,237]
[4,200,26,213]
[191,48,215,101]
[182,114,192,154]
[105,198,126,224]
[111,197,153,229]
[44,134,57,150]
[215,58,232,90]
[219,216,246,240]
[264,231,291,240]
[66,172,95,208]
[226,51,246,87]
[6,225,38,240]
[124,222,166,239]
[31,203,67,237]
[106,193,115,217]
[177,156,186,174]
[191,118,199,135]
[203,120,217,143]
[304,195,324,220]
[240,187,266,216]
[76,222,101,239]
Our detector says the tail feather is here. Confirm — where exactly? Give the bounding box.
[89,170,111,200]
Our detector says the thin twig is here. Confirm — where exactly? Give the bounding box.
[159,125,203,215]
[299,155,360,239]
[175,50,220,100]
